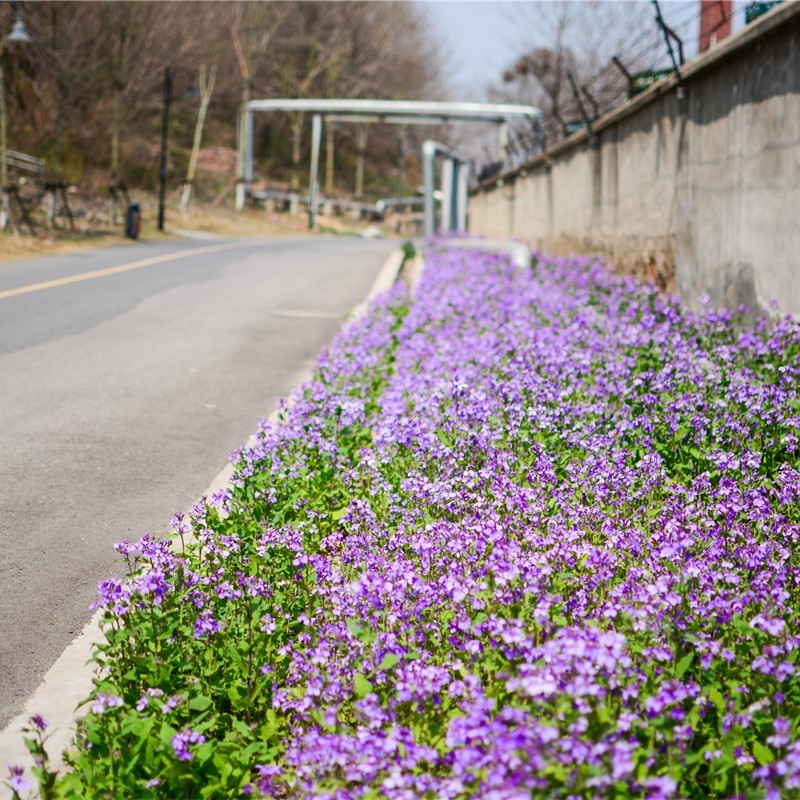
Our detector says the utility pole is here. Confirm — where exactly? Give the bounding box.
[158,66,195,232]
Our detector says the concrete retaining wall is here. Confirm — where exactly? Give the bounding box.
[469,2,800,314]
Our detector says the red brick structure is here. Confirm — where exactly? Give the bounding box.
[699,0,733,52]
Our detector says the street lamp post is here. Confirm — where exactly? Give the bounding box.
[157,65,195,232]
[1,1,32,232]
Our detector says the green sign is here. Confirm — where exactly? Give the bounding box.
[631,69,675,96]
[745,1,780,24]
[565,119,592,136]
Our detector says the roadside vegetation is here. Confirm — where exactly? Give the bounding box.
[2,2,441,205]
[9,243,800,799]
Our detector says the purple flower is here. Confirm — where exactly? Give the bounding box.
[6,765,33,794]
[7,764,33,793]
[28,715,48,731]
[767,717,793,748]
[642,775,678,798]
[170,728,206,761]
[161,695,184,715]
[193,609,221,638]
[210,488,232,510]
[91,694,124,714]
[169,512,191,536]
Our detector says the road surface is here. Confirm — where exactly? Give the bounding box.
[0,235,395,728]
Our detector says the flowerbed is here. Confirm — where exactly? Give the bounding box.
[13,245,800,799]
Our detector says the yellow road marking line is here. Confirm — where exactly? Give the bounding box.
[0,241,255,301]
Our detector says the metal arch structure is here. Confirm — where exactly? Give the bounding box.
[236,98,542,229]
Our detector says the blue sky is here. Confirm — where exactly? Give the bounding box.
[417,1,521,99]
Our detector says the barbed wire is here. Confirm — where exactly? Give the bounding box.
[580,0,754,95]
[501,0,759,155]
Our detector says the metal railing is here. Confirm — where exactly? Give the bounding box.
[250,190,428,218]
[375,197,425,214]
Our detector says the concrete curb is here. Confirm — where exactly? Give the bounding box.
[0,247,406,791]
[400,253,425,299]
[440,238,532,270]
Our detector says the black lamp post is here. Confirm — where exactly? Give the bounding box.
[157,65,195,232]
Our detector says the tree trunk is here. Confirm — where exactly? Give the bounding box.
[181,63,217,212]
[50,5,65,186]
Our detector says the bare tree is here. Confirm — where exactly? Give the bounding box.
[497,1,653,149]
[277,4,343,192]
[230,2,289,196]
[0,0,447,214]
[180,63,217,212]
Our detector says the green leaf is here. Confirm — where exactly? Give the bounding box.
[752,742,774,766]
[377,653,399,671]
[227,682,250,709]
[675,424,690,441]
[345,617,375,644]
[189,695,213,712]
[354,674,373,697]
[675,652,693,678]
[159,723,179,745]
[436,429,452,448]
[707,685,725,712]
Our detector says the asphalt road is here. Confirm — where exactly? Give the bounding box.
[0,235,395,728]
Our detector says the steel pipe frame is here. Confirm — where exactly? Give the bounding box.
[237,98,542,218]
[245,98,540,123]
[422,140,467,238]
[308,114,322,230]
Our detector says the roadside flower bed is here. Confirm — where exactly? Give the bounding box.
[13,244,800,799]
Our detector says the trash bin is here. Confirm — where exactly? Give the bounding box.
[125,202,141,240]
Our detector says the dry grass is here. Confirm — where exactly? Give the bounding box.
[0,228,132,263]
